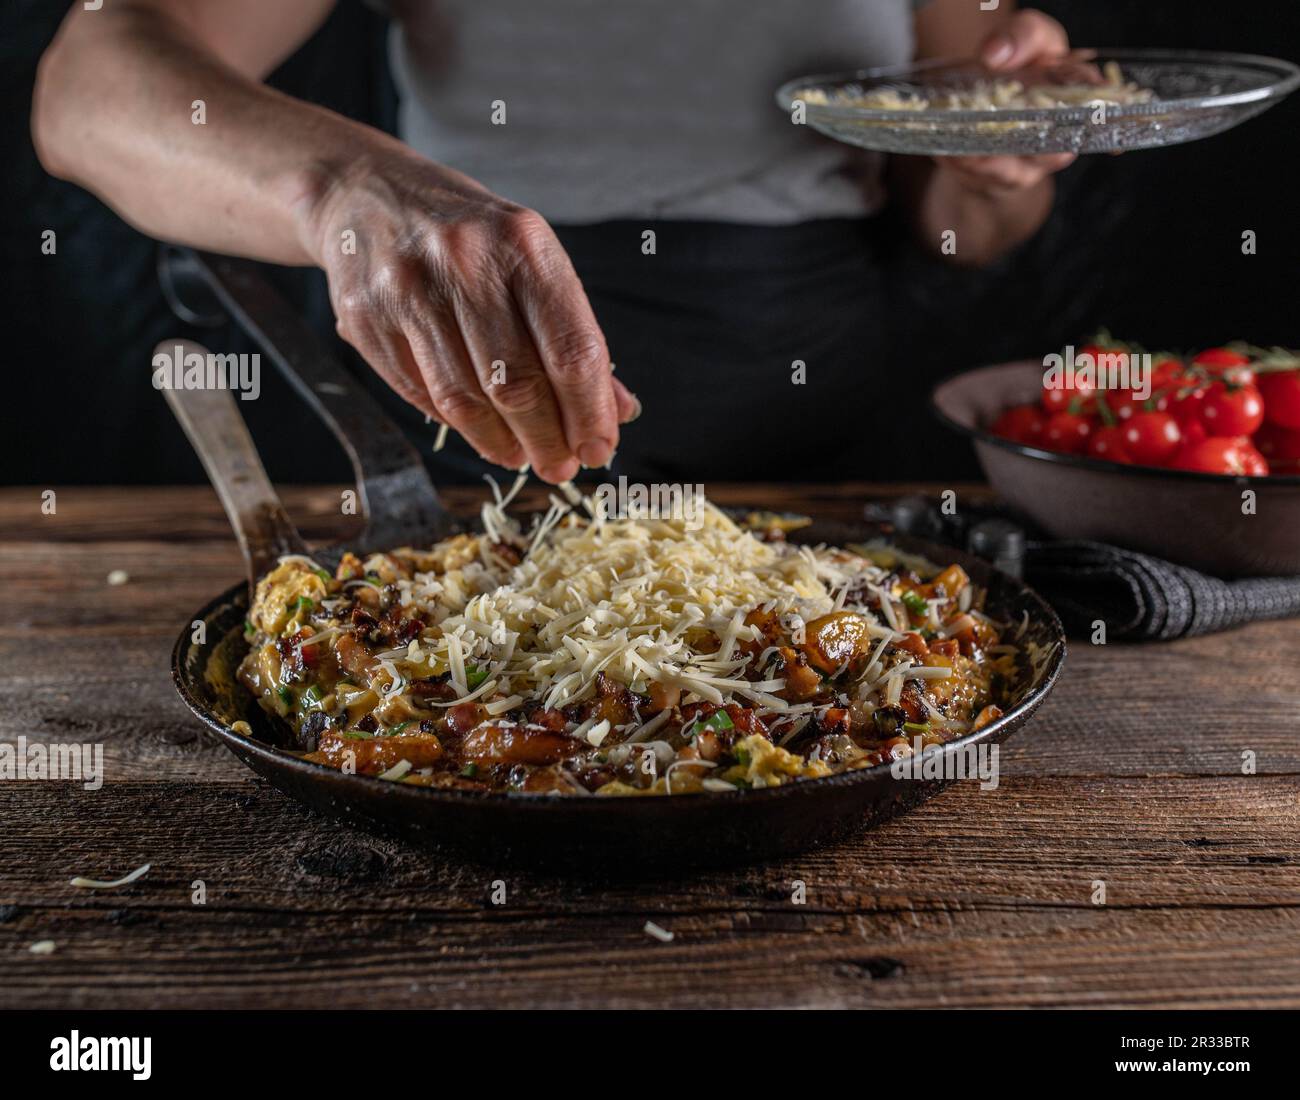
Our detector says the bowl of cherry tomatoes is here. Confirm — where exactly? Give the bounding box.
[932,337,1300,576]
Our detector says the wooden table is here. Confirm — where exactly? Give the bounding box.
[2,484,1298,1009]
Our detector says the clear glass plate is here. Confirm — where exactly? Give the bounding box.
[775,48,1300,156]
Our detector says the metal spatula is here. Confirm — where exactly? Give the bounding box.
[157,245,454,552]
[156,339,313,596]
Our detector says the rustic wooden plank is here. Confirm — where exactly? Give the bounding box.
[1,777,1295,1009]
[0,483,991,542]
[0,485,363,544]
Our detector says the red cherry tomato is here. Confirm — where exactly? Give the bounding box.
[1086,425,1132,464]
[1120,411,1182,466]
[1158,382,1207,429]
[991,404,1047,446]
[1194,348,1251,369]
[1042,379,1096,414]
[1238,445,1270,477]
[1102,387,1143,421]
[1255,421,1300,464]
[1177,417,1207,448]
[1172,437,1264,476]
[1193,348,1254,386]
[1258,369,1300,431]
[1043,349,1100,414]
[1042,411,1094,455]
[1200,380,1264,437]
[1151,357,1184,390]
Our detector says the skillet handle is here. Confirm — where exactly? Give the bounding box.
[158,245,453,549]
[155,339,310,595]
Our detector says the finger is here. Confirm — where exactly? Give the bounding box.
[612,376,641,424]
[981,9,1070,70]
[450,280,581,485]
[1035,152,1077,174]
[335,313,440,422]
[944,156,1034,190]
[507,212,621,469]
[944,152,1074,190]
[401,315,525,468]
[1051,51,1105,86]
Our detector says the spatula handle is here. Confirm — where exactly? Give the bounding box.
[155,338,309,594]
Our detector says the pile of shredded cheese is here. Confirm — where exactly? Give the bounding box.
[802,61,1153,112]
[392,492,893,722]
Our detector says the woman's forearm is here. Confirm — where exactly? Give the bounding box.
[32,3,397,267]
[32,1,635,482]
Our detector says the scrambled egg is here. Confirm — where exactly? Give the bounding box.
[596,735,834,796]
[249,560,327,635]
[721,734,832,788]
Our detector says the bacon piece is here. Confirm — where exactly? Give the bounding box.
[445,702,489,735]
[645,681,681,714]
[892,632,929,659]
[813,707,851,737]
[520,703,568,733]
[776,646,820,701]
[591,672,639,726]
[410,677,458,702]
[335,632,378,682]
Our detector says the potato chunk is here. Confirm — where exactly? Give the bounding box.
[461,723,579,767]
[315,729,443,775]
[801,612,870,674]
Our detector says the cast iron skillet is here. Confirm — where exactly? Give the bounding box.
[933,361,1300,577]
[172,521,1064,870]
[161,250,1066,869]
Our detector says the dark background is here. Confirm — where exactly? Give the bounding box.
[2,0,1297,485]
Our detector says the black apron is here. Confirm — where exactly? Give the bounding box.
[360,217,897,484]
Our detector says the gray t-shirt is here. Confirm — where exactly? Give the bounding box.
[382,0,920,224]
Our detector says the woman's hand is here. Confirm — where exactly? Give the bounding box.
[297,150,639,483]
[933,9,1077,196]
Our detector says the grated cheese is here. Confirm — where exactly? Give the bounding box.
[643,920,674,943]
[416,502,875,714]
[69,862,151,890]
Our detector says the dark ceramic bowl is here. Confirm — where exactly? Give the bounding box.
[171,518,1065,870]
[932,361,1300,578]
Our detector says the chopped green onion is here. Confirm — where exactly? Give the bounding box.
[292,596,314,615]
[733,746,752,768]
[276,685,293,708]
[459,762,479,778]
[465,664,490,689]
[301,684,324,710]
[903,721,930,733]
[313,568,332,583]
[342,730,374,740]
[384,721,413,737]
[901,591,929,616]
[685,710,734,741]
[243,620,256,639]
